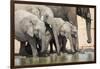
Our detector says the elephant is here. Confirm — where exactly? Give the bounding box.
[47,17,78,53]
[15,10,46,57]
[19,28,52,56]
[77,7,91,43]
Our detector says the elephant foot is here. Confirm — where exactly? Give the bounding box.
[61,49,68,53]
[75,49,81,52]
[66,49,76,54]
[57,52,61,56]
[38,52,49,57]
[76,49,85,54]
[87,40,91,43]
[49,50,56,54]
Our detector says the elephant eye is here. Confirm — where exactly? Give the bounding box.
[30,20,35,25]
[30,20,32,23]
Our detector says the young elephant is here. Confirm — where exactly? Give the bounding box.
[47,17,78,53]
[15,10,46,57]
[20,28,52,56]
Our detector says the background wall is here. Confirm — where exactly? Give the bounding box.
[0,0,100,69]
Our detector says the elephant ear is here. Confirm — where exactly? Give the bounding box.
[20,17,35,37]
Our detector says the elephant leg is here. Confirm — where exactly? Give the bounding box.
[39,34,47,54]
[68,34,76,53]
[36,38,41,53]
[50,38,57,53]
[72,34,80,52]
[53,39,57,53]
[58,35,63,52]
[52,28,60,55]
[49,40,54,53]
[19,41,29,56]
[38,38,49,57]
[86,19,91,43]
[60,36,67,53]
[72,37,78,52]
[37,44,41,53]
[28,38,38,57]
[24,42,32,56]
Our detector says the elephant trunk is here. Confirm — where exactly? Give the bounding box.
[40,32,46,53]
[86,18,92,43]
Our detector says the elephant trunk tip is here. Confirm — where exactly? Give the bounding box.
[87,39,92,43]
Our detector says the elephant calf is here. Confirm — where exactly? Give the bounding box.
[47,17,78,53]
[15,10,46,57]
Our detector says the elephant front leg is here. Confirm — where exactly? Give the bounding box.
[68,34,76,54]
[39,34,49,57]
[72,36,80,52]
[28,38,38,57]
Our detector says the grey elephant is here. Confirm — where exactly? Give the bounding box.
[46,17,78,53]
[15,10,46,57]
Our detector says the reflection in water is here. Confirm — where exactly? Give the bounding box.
[15,52,94,66]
